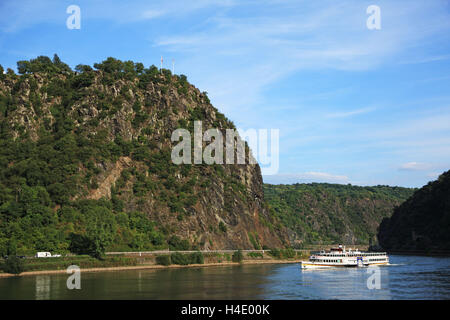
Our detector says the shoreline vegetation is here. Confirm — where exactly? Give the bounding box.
[0,249,309,278]
[0,259,304,279]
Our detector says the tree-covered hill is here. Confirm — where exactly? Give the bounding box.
[0,55,287,257]
[264,183,415,246]
[378,170,450,252]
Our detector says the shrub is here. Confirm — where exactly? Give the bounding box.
[248,232,261,250]
[232,250,243,263]
[247,252,263,259]
[1,257,24,275]
[281,248,296,259]
[268,248,281,259]
[189,252,204,264]
[155,255,171,266]
[218,221,227,233]
[171,252,190,265]
[168,236,190,251]
[267,248,296,259]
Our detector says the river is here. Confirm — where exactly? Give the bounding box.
[0,255,449,299]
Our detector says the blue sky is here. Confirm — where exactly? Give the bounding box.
[1,0,449,188]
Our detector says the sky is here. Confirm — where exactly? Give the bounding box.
[0,0,449,188]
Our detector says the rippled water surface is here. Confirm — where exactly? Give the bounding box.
[0,255,449,299]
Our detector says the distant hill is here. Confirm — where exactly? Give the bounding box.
[378,171,450,252]
[264,183,415,246]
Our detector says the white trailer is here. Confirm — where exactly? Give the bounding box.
[35,252,52,258]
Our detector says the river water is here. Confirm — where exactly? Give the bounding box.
[0,255,449,300]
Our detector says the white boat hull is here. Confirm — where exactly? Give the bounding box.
[300,261,389,269]
[300,246,389,269]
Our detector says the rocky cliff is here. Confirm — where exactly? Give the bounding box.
[378,171,450,252]
[0,56,287,255]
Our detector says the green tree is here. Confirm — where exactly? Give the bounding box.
[0,64,5,80]
[168,235,190,251]
[1,256,24,275]
[134,62,144,74]
[75,64,93,73]
[189,252,204,264]
[7,239,17,256]
[156,255,171,266]
[17,60,31,74]
[171,252,189,265]
[232,250,243,263]
[219,221,227,233]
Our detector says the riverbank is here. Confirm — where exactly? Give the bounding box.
[0,258,303,278]
[387,250,450,257]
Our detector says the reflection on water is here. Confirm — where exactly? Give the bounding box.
[266,265,392,299]
[35,275,51,300]
[0,255,449,300]
[137,270,142,294]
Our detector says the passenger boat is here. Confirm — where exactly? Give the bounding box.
[300,245,389,269]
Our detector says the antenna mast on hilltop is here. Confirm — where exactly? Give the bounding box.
[172,59,175,74]
[160,56,163,73]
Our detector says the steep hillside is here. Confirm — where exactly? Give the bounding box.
[378,171,450,252]
[264,183,415,246]
[0,55,287,256]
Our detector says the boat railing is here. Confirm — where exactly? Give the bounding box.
[310,251,388,257]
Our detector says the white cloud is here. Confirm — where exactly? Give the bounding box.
[304,172,349,182]
[399,162,432,171]
[427,172,441,179]
[140,10,165,20]
[399,54,450,65]
[326,107,376,119]
[153,0,450,117]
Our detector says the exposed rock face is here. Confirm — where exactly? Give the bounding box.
[87,156,132,200]
[0,63,287,250]
[378,171,450,252]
